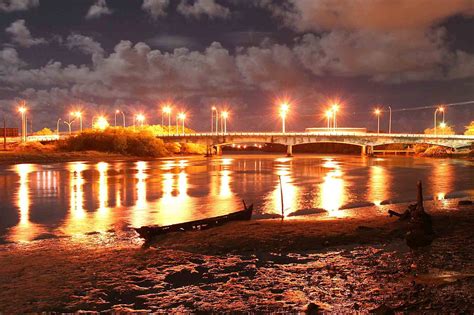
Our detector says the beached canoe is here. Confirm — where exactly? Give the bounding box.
[135,201,253,239]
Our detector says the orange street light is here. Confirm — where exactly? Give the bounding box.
[331,103,339,130]
[374,109,381,134]
[325,110,332,129]
[221,111,229,134]
[74,111,83,132]
[95,116,109,130]
[135,114,145,127]
[115,109,125,127]
[18,104,27,142]
[178,112,186,135]
[279,103,289,133]
[434,106,445,135]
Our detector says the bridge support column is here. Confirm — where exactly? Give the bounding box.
[367,145,374,156]
[286,145,293,157]
[361,145,366,156]
[215,145,222,156]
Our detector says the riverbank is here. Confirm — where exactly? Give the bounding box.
[0,202,472,313]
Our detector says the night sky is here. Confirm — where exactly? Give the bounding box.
[0,0,473,132]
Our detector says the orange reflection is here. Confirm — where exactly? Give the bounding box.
[155,170,196,225]
[430,162,453,204]
[92,162,112,232]
[69,162,86,220]
[320,159,347,218]
[63,162,88,236]
[267,158,299,216]
[97,162,109,212]
[9,164,44,242]
[368,165,390,206]
[132,161,148,227]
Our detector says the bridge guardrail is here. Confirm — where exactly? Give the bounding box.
[159,132,474,140]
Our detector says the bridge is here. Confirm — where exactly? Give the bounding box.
[159,132,474,156]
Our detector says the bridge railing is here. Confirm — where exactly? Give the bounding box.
[158,132,474,140]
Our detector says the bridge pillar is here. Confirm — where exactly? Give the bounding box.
[367,145,374,156]
[215,145,222,156]
[361,145,366,156]
[286,145,293,157]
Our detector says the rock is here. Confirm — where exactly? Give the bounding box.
[458,200,473,206]
[305,302,321,314]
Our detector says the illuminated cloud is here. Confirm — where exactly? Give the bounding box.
[177,0,230,19]
[0,0,38,12]
[142,0,169,18]
[5,19,47,47]
[86,0,112,19]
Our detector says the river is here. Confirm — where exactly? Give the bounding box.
[0,154,473,243]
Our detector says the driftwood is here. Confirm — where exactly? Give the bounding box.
[388,181,434,249]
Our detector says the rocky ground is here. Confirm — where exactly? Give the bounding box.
[0,203,472,313]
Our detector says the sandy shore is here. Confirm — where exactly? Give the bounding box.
[0,202,472,313]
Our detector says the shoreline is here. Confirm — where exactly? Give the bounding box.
[0,203,472,313]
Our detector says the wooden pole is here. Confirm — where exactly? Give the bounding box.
[279,175,284,220]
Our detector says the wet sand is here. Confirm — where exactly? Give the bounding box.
[0,203,473,313]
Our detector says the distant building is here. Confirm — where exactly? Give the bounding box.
[305,127,367,134]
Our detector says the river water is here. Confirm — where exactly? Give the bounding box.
[0,154,473,243]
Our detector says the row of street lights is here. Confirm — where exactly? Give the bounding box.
[14,101,452,141]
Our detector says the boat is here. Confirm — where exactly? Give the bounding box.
[135,201,253,240]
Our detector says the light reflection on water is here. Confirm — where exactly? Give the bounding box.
[1,155,473,243]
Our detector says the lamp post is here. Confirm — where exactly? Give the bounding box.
[75,111,83,132]
[134,114,145,128]
[332,104,339,131]
[374,109,381,134]
[388,106,392,134]
[115,110,125,127]
[178,112,186,135]
[279,103,289,133]
[221,111,228,135]
[18,105,27,142]
[56,118,61,135]
[212,106,218,134]
[325,110,332,130]
[434,107,444,135]
[163,106,171,135]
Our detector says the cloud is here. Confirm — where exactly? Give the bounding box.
[177,0,230,19]
[5,19,47,48]
[0,0,39,12]
[0,47,25,74]
[66,34,104,59]
[142,0,169,19]
[86,0,112,19]
[148,34,199,50]
[263,0,474,32]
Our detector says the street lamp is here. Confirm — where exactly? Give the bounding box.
[178,112,186,135]
[434,107,444,135]
[221,111,228,135]
[388,106,392,134]
[95,116,109,130]
[74,111,83,132]
[325,110,332,130]
[56,118,61,135]
[163,106,172,135]
[332,103,339,131]
[18,105,27,142]
[279,103,289,133]
[115,110,126,127]
[374,109,381,134]
[135,114,145,128]
[212,106,218,134]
